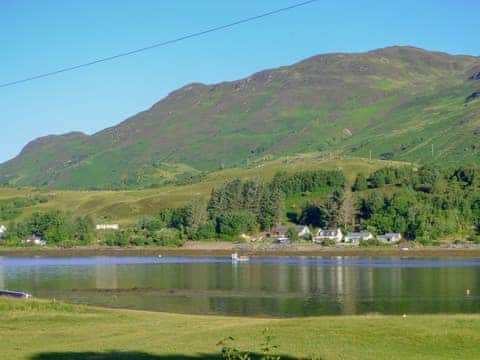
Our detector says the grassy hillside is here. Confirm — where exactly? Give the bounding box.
[0,46,479,189]
[0,155,404,225]
[1,298,480,359]
[344,81,480,163]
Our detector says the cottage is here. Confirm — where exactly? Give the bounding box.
[96,224,119,231]
[315,229,343,243]
[0,225,6,238]
[344,231,374,244]
[378,233,402,244]
[269,225,310,239]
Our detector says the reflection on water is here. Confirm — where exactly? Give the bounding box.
[0,256,479,317]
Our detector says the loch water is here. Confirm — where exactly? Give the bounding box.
[1,256,479,317]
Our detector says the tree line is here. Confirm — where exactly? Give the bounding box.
[106,169,345,246]
[2,165,478,247]
[2,211,95,246]
[353,164,480,243]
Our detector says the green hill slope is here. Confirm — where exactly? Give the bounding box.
[1,46,479,189]
[0,155,403,225]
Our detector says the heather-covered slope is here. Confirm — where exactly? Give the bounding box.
[1,46,479,189]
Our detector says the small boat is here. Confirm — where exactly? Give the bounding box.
[231,252,250,262]
[0,290,32,299]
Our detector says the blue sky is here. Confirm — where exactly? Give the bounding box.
[1,0,479,163]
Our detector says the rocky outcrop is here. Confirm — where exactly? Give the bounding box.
[469,71,480,80]
[466,91,480,103]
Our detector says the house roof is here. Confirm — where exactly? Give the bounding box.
[380,233,402,238]
[346,232,372,237]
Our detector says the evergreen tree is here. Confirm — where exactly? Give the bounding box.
[207,187,223,217]
[241,180,263,216]
[299,203,330,228]
[185,197,208,231]
[72,215,95,243]
[352,173,368,192]
[259,187,284,231]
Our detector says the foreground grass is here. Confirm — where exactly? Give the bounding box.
[1,299,479,359]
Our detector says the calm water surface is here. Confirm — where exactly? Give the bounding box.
[1,256,479,317]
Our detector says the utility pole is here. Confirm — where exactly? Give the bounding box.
[369,150,372,161]
[431,143,434,158]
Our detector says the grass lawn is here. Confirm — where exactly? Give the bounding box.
[1,298,479,360]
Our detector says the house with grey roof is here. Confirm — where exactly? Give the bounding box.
[315,229,343,243]
[344,231,374,244]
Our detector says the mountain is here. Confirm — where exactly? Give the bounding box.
[1,46,479,189]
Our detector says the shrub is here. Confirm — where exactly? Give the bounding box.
[286,226,299,242]
[106,230,131,247]
[154,228,185,247]
[322,239,336,247]
[302,232,313,241]
[359,238,380,247]
[418,236,433,246]
[192,220,217,240]
[136,216,165,232]
[467,235,480,244]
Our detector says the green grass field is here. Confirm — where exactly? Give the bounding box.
[0,155,407,225]
[1,298,479,359]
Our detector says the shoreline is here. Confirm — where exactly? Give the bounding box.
[1,242,480,258]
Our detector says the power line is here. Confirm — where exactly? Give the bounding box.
[0,0,319,89]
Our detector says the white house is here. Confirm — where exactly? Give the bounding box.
[96,224,119,231]
[296,225,311,237]
[0,225,6,238]
[378,233,402,244]
[344,232,374,244]
[315,229,343,243]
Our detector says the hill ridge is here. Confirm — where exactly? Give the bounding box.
[1,46,479,189]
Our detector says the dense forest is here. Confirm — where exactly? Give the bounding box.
[354,165,480,244]
[1,165,479,247]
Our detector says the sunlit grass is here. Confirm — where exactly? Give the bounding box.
[1,298,479,359]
